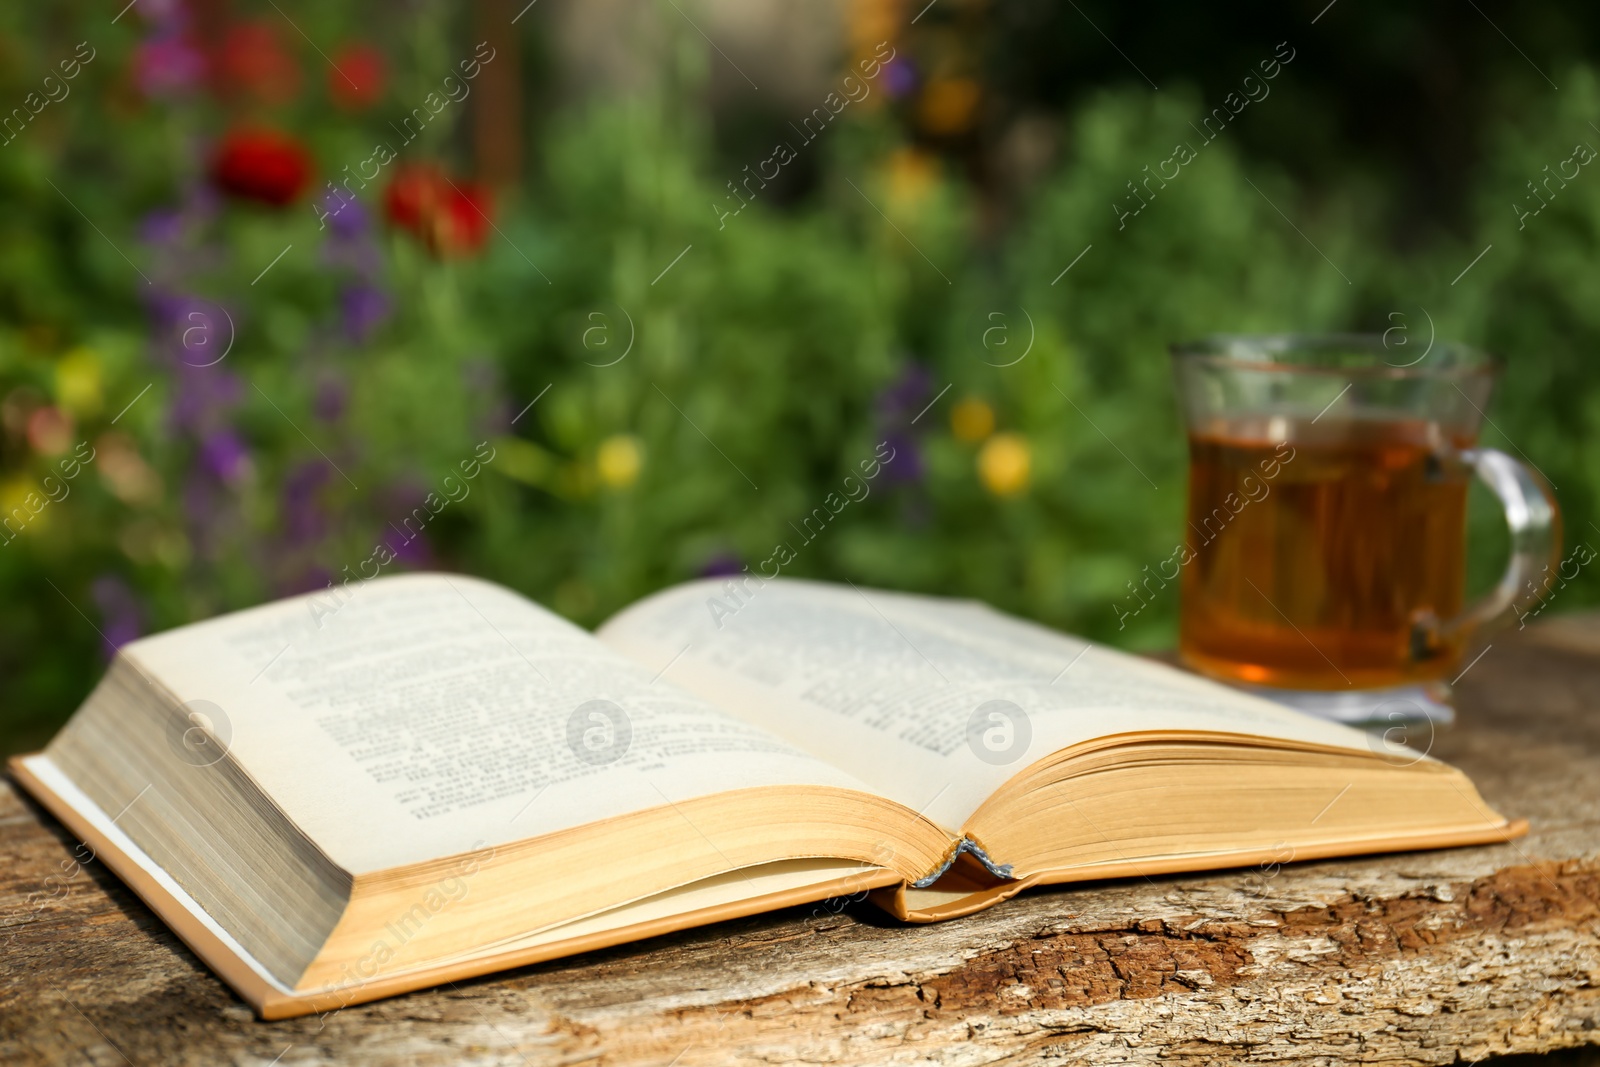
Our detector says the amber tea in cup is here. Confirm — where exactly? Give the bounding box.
[1171,335,1559,721]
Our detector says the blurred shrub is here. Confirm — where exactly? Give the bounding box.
[0,3,1595,753]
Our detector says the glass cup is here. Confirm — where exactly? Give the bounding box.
[1170,334,1560,723]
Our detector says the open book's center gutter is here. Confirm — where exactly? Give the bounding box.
[911,837,1015,888]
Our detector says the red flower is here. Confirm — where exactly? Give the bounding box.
[328,43,386,111]
[211,127,313,207]
[213,21,301,104]
[384,164,492,257]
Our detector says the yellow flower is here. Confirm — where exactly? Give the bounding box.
[847,0,899,53]
[55,347,103,417]
[978,433,1030,497]
[596,434,643,489]
[918,77,981,136]
[950,397,995,443]
[0,478,45,537]
[884,147,937,213]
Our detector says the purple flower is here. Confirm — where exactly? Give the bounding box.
[146,291,238,373]
[132,35,206,98]
[199,429,250,483]
[878,430,924,485]
[875,362,933,421]
[90,575,144,658]
[340,284,390,343]
[871,364,932,486]
[169,365,243,434]
[139,187,224,287]
[314,375,348,421]
[282,460,331,546]
[321,194,383,275]
[699,552,744,578]
[137,0,190,23]
[146,289,199,333]
[326,192,371,239]
[882,57,917,99]
[389,529,434,567]
[139,209,186,246]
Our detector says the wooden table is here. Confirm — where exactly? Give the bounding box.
[3,618,1599,1066]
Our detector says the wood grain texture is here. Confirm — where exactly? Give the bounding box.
[2,619,1598,1066]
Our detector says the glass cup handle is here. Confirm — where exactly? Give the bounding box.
[1437,448,1562,643]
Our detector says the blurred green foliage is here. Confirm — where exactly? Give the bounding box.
[0,2,1596,754]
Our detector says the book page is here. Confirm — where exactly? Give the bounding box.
[597,578,1381,829]
[122,574,868,873]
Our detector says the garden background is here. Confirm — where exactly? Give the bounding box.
[3,0,1598,754]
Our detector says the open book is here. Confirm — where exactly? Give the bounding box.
[10,573,1522,1019]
